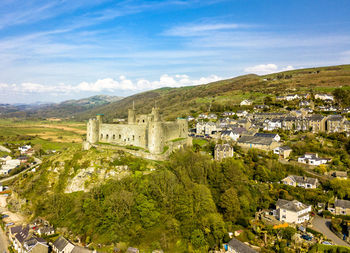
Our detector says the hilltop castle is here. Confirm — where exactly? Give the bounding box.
[83,106,190,156]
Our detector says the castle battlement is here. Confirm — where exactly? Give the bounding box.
[84,107,190,156]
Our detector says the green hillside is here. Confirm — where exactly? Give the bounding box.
[76,64,350,121]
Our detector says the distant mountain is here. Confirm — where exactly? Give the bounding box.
[0,95,123,119]
[75,64,350,121]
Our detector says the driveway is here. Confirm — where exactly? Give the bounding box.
[0,227,9,252]
[311,215,350,247]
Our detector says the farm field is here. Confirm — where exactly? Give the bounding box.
[0,119,86,151]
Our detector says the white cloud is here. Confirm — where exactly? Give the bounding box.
[244,64,294,75]
[163,23,246,37]
[0,74,223,97]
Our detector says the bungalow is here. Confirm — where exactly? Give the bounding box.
[328,199,350,216]
[298,153,330,166]
[281,175,318,189]
[273,146,292,159]
[240,99,252,106]
[225,238,257,253]
[254,133,280,142]
[52,236,75,253]
[315,93,334,101]
[276,199,311,224]
[214,144,234,161]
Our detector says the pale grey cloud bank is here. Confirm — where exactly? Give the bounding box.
[0,74,222,100]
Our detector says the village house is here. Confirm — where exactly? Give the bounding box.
[326,115,346,133]
[307,114,327,133]
[273,146,292,159]
[197,113,208,119]
[299,100,310,107]
[214,144,234,161]
[221,131,237,141]
[240,99,252,106]
[281,175,319,189]
[225,238,257,253]
[328,199,350,216]
[0,158,21,175]
[222,111,236,117]
[208,113,218,120]
[237,135,280,151]
[254,133,280,142]
[18,145,32,154]
[298,153,330,166]
[315,93,334,101]
[36,226,55,236]
[285,94,300,101]
[236,110,248,118]
[186,116,195,121]
[264,118,282,131]
[52,236,75,253]
[10,225,48,253]
[276,199,311,224]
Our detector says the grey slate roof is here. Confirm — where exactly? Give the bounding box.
[288,175,318,185]
[53,236,71,251]
[238,136,274,145]
[14,226,29,244]
[335,199,350,209]
[227,238,257,253]
[276,199,310,212]
[215,144,233,152]
[254,133,278,138]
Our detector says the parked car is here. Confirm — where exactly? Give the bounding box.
[5,222,14,227]
[322,241,332,245]
[2,214,9,218]
[301,234,313,241]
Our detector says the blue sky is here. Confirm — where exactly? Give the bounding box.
[0,0,350,103]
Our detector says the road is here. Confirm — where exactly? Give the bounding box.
[0,227,9,253]
[311,215,350,247]
[0,157,42,184]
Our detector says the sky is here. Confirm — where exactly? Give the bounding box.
[0,0,350,104]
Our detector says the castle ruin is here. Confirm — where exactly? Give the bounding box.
[83,106,191,157]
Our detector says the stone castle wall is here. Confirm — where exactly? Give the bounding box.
[84,107,191,156]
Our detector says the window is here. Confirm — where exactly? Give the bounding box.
[101,134,103,139]
[106,134,109,139]
[132,135,135,141]
[113,134,115,140]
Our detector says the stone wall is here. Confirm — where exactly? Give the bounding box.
[99,123,148,149]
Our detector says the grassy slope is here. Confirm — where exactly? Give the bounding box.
[76,64,350,121]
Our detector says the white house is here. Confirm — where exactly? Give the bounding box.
[315,94,334,101]
[298,153,330,166]
[18,145,31,153]
[281,175,319,189]
[264,119,282,131]
[276,199,311,224]
[285,94,300,101]
[240,100,252,106]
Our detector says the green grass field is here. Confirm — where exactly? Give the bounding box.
[0,119,85,151]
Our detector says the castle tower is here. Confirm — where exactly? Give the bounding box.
[151,107,160,122]
[128,102,136,124]
[96,114,104,124]
[148,121,163,154]
[87,118,100,144]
